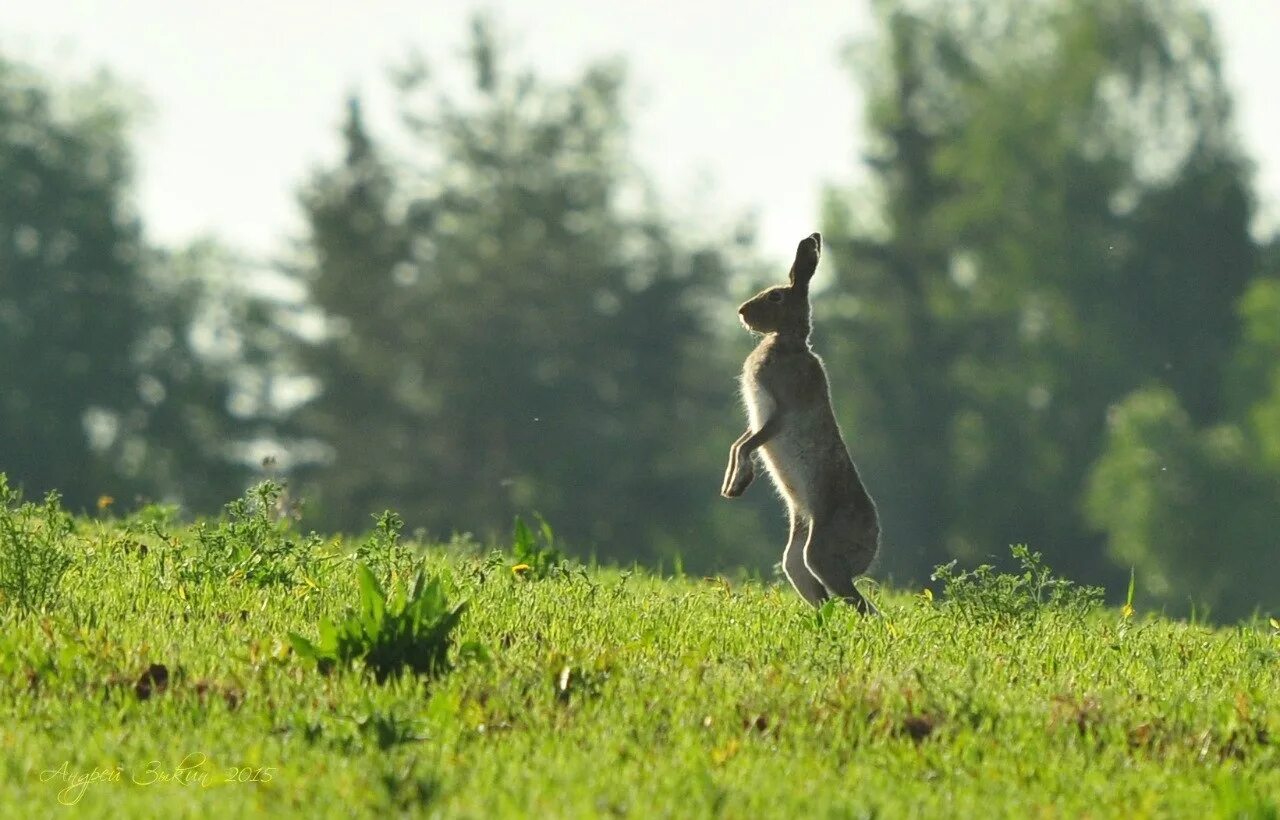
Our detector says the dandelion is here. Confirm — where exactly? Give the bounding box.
[511,563,531,576]
[96,495,114,512]
[711,739,739,765]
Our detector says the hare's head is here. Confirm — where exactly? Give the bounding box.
[737,232,820,336]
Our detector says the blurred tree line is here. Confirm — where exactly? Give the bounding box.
[822,0,1278,618]
[1,1,1276,617]
[280,21,765,567]
[0,56,260,512]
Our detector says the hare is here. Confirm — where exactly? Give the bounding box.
[720,232,880,613]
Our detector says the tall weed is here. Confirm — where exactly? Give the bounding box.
[930,544,1103,621]
[289,562,474,682]
[179,481,320,586]
[0,474,73,615]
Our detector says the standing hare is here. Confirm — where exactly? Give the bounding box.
[721,232,880,613]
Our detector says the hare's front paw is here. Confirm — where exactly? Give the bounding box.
[722,459,754,498]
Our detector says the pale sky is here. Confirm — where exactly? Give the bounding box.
[1,1,1276,266]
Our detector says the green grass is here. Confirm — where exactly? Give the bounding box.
[1,482,1278,818]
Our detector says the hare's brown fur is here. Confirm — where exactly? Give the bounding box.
[721,233,880,612]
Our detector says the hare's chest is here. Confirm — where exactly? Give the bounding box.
[740,358,819,512]
[742,370,776,431]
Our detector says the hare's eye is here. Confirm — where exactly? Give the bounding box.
[768,291,785,303]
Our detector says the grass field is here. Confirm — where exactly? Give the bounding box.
[2,479,1278,818]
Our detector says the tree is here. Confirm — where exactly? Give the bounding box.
[105,242,282,512]
[0,56,148,507]
[1087,267,1280,619]
[285,18,759,567]
[0,54,261,511]
[822,0,1258,586]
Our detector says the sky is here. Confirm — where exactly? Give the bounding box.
[1,1,1277,267]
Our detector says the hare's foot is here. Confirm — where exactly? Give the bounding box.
[843,587,880,616]
[721,458,754,498]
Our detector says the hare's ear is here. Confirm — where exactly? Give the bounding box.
[789,232,821,293]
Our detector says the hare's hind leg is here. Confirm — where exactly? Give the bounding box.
[783,509,828,606]
[804,517,879,615]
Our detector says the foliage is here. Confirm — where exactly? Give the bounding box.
[929,544,1104,622]
[353,510,410,577]
[1086,278,1280,618]
[0,54,265,512]
[1,503,1278,815]
[281,15,761,570]
[178,481,320,587]
[0,474,73,615]
[4,0,1280,623]
[289,562,468,682]
[0,56,148,507]
[509,514,568,580]
[822,0,1260,588]
[103,243,281,512]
